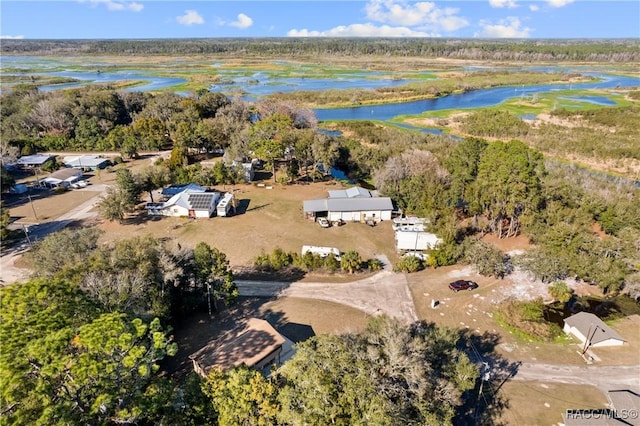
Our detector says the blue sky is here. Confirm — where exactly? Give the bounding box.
[1,1,638,39]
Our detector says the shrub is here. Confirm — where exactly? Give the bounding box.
[367,258,383,272]
[493,298,561,341]
[394,256,423,273]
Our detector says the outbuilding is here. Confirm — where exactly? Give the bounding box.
[16,154,55,169]
[42,168,83,188]
[563,312,626,348]
[189,318,286,377]
[63,155,110,171]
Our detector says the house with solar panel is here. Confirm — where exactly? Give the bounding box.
[146,189,221,218]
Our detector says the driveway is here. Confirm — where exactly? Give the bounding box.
[236,268,418,324]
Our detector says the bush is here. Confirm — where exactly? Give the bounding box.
[367,258,383,272]
[394,256,423,273]
[493,298,561,341]
[426,241,461,268]
[253,248,375,274]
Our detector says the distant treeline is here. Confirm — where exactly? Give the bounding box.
[2,38,640,62]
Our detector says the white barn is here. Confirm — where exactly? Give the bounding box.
[563,312,626,348]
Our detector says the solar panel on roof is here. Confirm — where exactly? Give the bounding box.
[188,193,214,209]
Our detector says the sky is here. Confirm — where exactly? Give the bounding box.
[1,0,639,39]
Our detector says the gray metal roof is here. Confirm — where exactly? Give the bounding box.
[564,312,625,344]
[304,197,393,213]
[328,186,371,199]
[17,154,54,166]
[63,155,110,168]
[48,168,83,181]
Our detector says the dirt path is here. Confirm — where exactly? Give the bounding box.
[236,269,418,324]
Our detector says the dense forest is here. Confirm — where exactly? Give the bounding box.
[2,38,640,62]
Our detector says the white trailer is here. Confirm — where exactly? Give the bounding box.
[301,245,342,261]
[216,192,234,217]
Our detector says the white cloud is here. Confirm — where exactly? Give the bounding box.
[82,0,143,12]
[489,0,517,8]
[288,23,438,37]
[547,0,574,7]
[475,17,531,38]
[177,10,204,26]
[0,35,25,39]
[529,4,539,11]
[229,13,253,29]
[364,0,468,32]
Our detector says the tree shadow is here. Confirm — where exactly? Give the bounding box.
[454,330,521,426]
[234,265,307,283]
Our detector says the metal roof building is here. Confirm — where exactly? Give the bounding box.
[63,155,110,170]
[303,196,393,224]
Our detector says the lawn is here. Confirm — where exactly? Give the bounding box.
[496,381,608,426]
[97,179,397,268]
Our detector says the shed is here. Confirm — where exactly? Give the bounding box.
[563,312,626,348]
[16,154,55,168]
[63,155,110,171]
[189,318,286,377]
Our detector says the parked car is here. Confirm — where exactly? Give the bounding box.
[317,217,331,228]
[448,280,479,292]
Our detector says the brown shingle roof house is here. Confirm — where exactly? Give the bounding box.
[189,318,286,378]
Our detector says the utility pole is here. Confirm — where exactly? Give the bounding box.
[581,324,601,355]
[27,194,38,220]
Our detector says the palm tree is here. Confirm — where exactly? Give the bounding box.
[340,251,362,274]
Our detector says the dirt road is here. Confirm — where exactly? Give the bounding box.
[513,362,640,391]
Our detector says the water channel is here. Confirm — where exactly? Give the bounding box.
[2,56,638,123]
